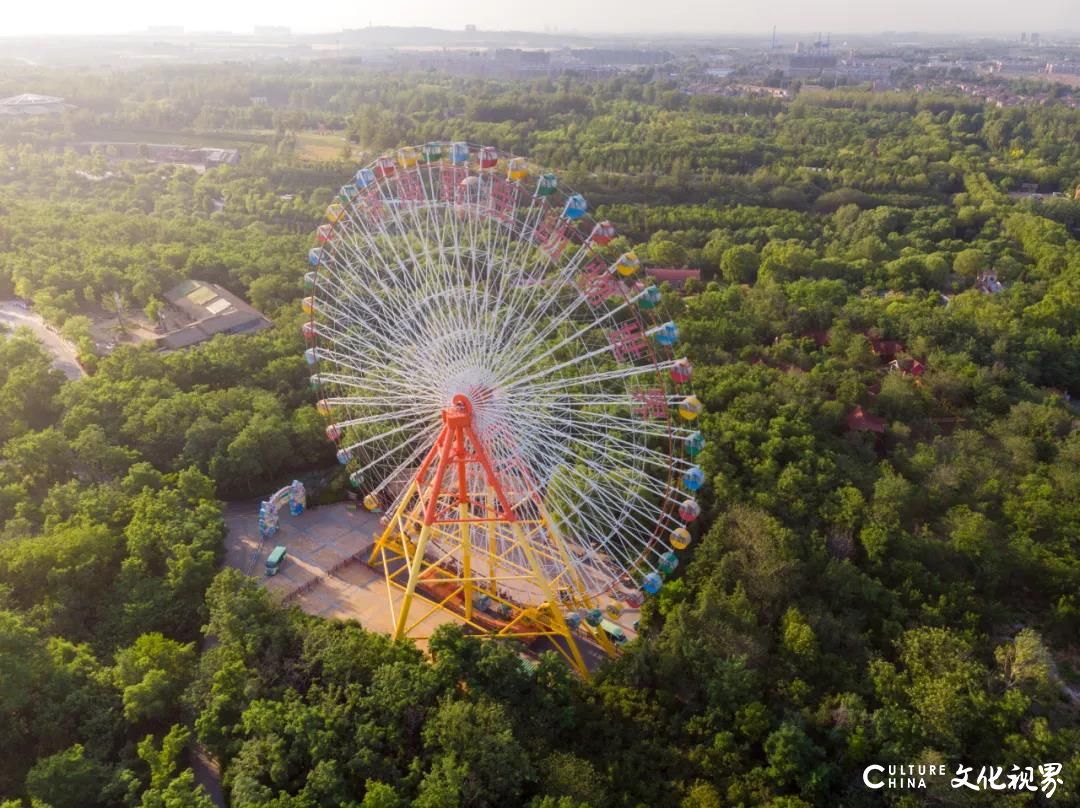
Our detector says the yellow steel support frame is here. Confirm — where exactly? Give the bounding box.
[367,395,596,677]
[511,522,589,674]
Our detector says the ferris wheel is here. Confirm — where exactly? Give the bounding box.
[303,142,706,673]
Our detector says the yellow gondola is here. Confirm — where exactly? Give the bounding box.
[614,251,640,277]
[507,157,528,181]
[398,146,420,168]
[677,395,703,420]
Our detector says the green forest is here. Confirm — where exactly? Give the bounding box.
[1,63,1078,807]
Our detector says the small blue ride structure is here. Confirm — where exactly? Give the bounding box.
[259,480,307,541]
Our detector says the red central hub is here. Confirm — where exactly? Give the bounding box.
[445,393,472,428]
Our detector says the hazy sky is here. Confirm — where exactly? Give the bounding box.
[3,0,1073,37]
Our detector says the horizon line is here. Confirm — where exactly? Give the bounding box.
[2,24,1079,40]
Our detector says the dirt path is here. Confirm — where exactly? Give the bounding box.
[190,743,225,807]
[0,302,84,380]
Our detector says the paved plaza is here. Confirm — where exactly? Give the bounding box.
[223,498,636,663]
[223,500,460,640]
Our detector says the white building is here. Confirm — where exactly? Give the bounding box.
[0,94,68,116]
[159,280,271,349]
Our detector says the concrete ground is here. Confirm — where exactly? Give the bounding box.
[223,499,639,664]
[223,500,460,641]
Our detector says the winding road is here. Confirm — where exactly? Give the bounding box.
[0,301,84,380]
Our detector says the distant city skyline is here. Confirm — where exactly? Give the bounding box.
[2,0,1074,38]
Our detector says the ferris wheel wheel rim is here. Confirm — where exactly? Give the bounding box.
[304,142,699,600]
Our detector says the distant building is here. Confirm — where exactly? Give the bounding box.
[889,358,926,376]
[1048,63,1080,76]
[990,61,1046,76]
[846,406,886,434]
[494,49,550,66]
[159,280,271,349]
[72,142,239,168]
[570,48,673,67]
[785,53,837,77]
[790,54,837,69]
[0,94,68,116]
[867,338,904,361]
[197,148,240,167]
[837,59,898,83]
[736,84,788,98]
[137,145,239,168]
